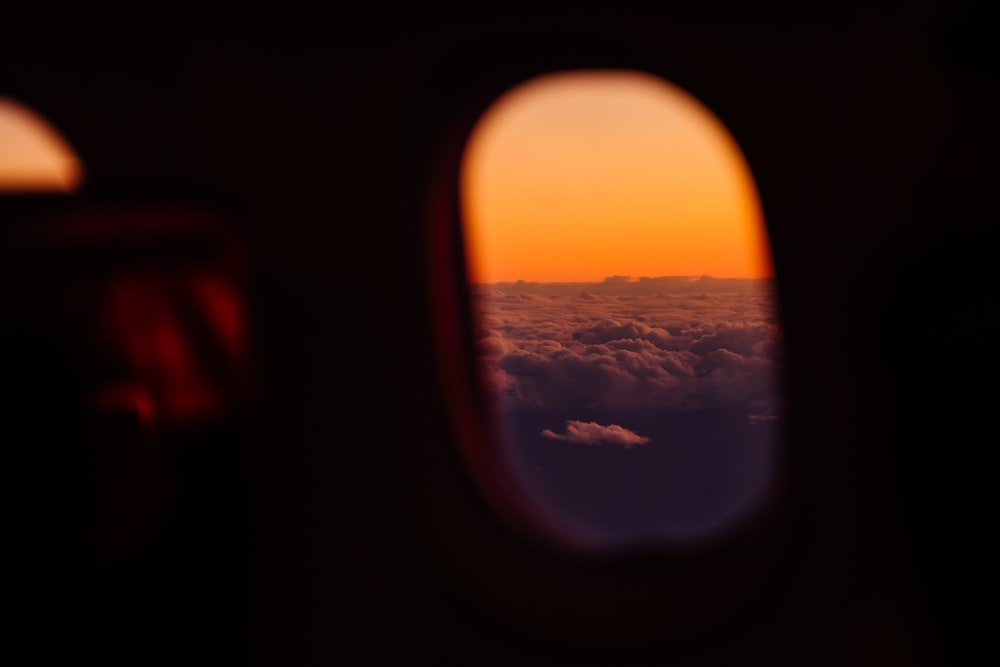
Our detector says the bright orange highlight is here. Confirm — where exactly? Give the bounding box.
[460,70,771,283]
[0,97,83,192]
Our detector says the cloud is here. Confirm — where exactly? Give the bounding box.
[541,420,651,448]
[571,320,676,348]
[472,278,783,412]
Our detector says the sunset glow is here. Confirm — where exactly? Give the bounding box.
[460,70,771,283]
[0,97,83,193]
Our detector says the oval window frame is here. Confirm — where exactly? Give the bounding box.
[429,67,788,553]
[417,55,798,648]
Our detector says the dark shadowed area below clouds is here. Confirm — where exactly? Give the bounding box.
[471,276,785,548]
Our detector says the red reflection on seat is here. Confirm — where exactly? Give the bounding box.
[12,202,251,432]
[93,269,247,429]
[189,272,247,376]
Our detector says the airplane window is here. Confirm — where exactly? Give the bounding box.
[0,97,83,193]
[452,69,785,552]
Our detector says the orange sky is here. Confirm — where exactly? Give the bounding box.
[0,97,82,193]
[459,70,772,283]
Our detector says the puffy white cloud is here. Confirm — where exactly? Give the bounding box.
[540,420,651,448]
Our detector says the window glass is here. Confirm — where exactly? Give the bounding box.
[459,70,784,550]
[0,97,82,193]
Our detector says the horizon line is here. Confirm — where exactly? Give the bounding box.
[469,274,775,286]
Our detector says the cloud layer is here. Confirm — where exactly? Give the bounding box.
[541,420,651,447]
[472,276,783,415]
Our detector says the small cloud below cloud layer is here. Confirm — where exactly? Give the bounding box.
[541,420,651,448]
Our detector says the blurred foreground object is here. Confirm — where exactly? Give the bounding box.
[0,196,256,665]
